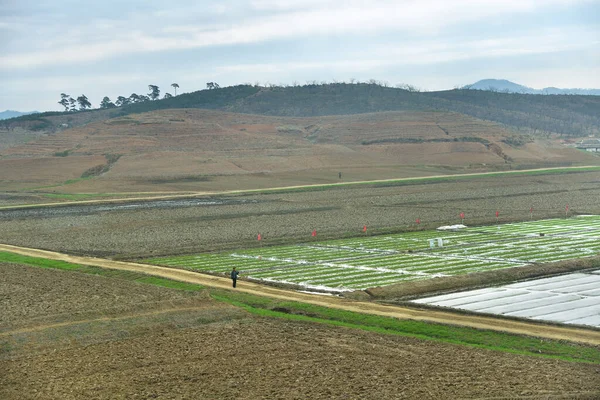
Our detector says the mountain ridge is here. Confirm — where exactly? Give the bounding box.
[0,110,39,120]
[466,79,600,96]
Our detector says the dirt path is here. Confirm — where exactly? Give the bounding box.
[0,306,212,336]
[2,243,599,345]
[2,165,598,210]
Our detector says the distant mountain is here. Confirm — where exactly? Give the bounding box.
[467,79,533,94]
[0,110,39,120]
[465,79,600,96]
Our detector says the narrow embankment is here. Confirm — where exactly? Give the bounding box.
[1,243,599,345]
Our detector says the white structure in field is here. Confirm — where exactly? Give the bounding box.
[575,138,600,152]
[428,238,444,248]
[437,224,467,231]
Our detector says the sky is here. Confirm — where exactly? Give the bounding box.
[1,0,599,111]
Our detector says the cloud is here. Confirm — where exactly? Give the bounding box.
[212,27,599,74]
[0,0,594,69]
[1,0,598,110]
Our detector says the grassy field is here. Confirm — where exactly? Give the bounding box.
[147,216,600,292]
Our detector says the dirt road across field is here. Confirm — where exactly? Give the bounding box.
[0,244,600,345]
[3,243,599,345]
[2,165,598,210]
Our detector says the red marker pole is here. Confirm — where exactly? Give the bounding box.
[257,233,262,247]
[495,210,499,223]
[460,212,465,224]
[363,225,367,234]
[416,218,421,225]
[312,229,317,240]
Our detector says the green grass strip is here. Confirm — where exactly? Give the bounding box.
[2,251,598,364]
[0,251,81,270]
[0,251,203,292]
[41,192,117,200]
[211,290,600,365]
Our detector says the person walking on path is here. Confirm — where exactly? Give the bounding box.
[230,267,240,288]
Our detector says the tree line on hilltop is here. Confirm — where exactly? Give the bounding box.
[5,80,600,138]
[57,83,184,112]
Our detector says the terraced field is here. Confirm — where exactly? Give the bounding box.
[147,216,600,292]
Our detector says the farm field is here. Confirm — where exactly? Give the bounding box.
[0,171,600,259]
[2,88,600,399]
[414,269,600,328]
[3,261,600,399]
[1,170,600,259]
[148,216,600,292]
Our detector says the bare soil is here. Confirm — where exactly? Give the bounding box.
[2,263,599,400]
[0,261,218,331]
[0,155,107,191]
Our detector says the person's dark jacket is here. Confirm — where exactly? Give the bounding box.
[231,270,239,280]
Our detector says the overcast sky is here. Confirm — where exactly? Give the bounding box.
[1,0,599,111]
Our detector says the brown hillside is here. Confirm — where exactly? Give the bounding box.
[1,109,597,194]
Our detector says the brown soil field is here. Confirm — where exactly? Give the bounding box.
[1,171,599,258]
[2,263,600,399]
[1,109,597,194]
[0,262,234,334]
[0,155,108,190]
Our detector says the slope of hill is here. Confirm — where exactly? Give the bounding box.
[1,109,597,195]
[3,84,598,138]
[420,89,600,136]
[466,79,600,96]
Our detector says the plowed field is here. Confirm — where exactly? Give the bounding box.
[2,263,600,400]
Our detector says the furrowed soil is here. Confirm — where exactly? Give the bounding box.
[2,263,599,400]
[0,171,599,258]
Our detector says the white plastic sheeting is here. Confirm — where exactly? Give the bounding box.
[414,270,600,328]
